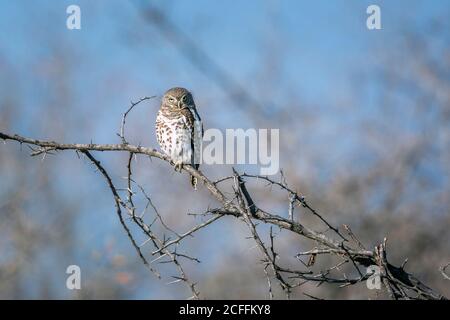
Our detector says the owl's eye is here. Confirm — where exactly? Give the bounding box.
[182,96,188,102]
[168,97,175,103]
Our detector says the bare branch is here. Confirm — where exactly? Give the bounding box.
[118,96,156,144]
[1,129,446,300]
[81,150,160,278]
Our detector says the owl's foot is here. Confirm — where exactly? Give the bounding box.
[174,161,183,172]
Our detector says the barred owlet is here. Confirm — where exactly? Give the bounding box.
[156,87,203,189]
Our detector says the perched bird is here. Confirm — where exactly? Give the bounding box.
[155,87,203,189]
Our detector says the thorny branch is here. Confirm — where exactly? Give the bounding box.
[118,96,156,144]
[0,100,447,300]
[441,263,450,281]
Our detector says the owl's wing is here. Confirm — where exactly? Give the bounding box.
[185,106,204,168]
[190,106,203,138]
[192,113,203,169]
[180,108,200,168]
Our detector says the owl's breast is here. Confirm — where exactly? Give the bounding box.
[156,113,192,158]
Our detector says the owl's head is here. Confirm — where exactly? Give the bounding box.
[162,87,194,110]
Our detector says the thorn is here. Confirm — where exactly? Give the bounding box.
[401,258,408,270]
[150,253,168,264]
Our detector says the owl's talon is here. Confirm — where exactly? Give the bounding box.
[174,162,183,172]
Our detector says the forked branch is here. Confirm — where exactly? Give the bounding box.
[1,120,447,300]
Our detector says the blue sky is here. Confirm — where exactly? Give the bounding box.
[1,0,447,142]
[1,1,447,105]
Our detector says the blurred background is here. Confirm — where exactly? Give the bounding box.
[0,0,449,299]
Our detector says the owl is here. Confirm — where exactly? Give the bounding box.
[155,87,203,189]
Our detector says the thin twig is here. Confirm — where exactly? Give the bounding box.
[118,96,156,144]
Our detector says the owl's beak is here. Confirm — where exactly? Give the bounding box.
[178,100,187,109]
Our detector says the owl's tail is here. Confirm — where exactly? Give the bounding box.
[190,175,198,190]
[190,162,200,190]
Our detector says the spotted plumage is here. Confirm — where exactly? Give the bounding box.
[156,87,203,189]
